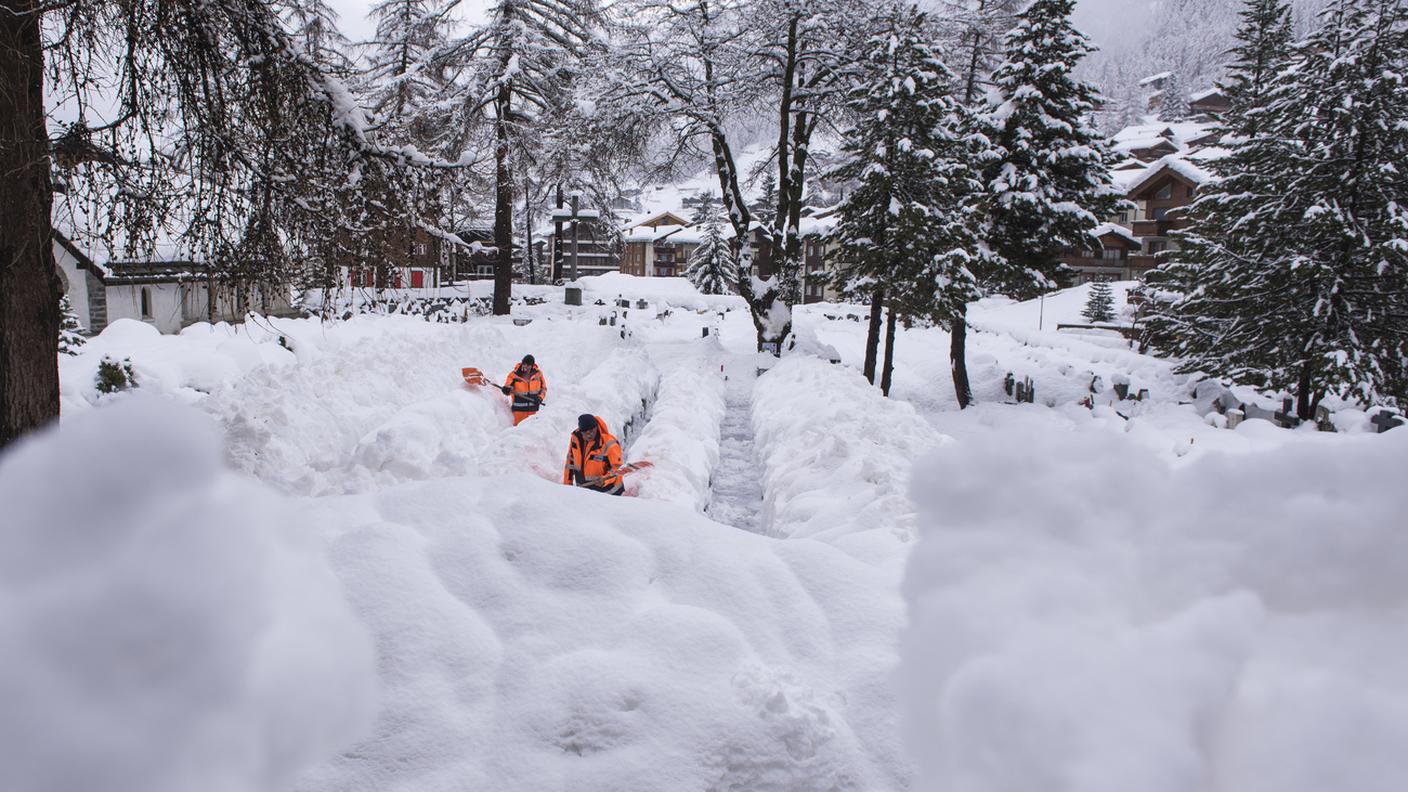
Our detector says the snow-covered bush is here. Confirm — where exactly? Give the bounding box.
[94,354,137,394]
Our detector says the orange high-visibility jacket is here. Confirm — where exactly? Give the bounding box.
[563,416,623,494]
[504,365,547,414]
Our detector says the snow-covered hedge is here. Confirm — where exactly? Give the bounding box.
[0,399,375,791]
[900,420,1408,792]
[752,357,951,549]
[628,360,726,509]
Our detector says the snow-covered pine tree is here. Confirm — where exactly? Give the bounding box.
[685,203,736,296]
[830,5,986,396]
[981,0,1125,300]
[1081,280,1116,323]
[1220,0,1295,135]
[58,296,86,355]
[1149,0,1408,417]
[1160,71,1192,120]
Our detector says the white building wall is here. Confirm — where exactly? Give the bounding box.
[107,283,183,334]
[53,242,92,331]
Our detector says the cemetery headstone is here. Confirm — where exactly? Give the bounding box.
[1371,410,1405,434]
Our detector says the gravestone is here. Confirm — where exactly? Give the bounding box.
[1113,381,1130,401]
[1004,372,1015,397]
[1274,397,1302,429]
[1371,410,1405,433]
[565,287,582,306]
[1226,408,1245,429]
[1314,404,1336,432]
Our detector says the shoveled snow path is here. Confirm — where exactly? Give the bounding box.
[706,359,766,533]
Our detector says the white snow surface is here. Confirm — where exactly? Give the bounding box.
[900,415,1408,792]
[0,398,376,792]
[13,275,1408,792]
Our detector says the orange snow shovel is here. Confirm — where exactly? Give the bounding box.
[461,367,493,387]
[617,461,654,475]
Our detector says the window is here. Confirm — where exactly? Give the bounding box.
[1151,207,1170,221]
[1116,211,1130,224]
[1103,249,1122,261]
[413,243,427,256]
[1148,240,1168,254]
[140,287,152,319]
[1155,183,1173,200]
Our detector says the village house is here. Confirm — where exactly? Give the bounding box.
[53,232,294,335]
[543,217,620,280]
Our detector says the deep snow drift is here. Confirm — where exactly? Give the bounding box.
[11,275,1408,792]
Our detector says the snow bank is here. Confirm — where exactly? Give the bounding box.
[900,424,1408,792]
[628,359,726,509]
[298,473,907,792]
[0,398,375,792]
[752,357,951,555]
[574,271,743,311]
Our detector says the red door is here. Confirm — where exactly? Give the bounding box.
[411,270,425,288]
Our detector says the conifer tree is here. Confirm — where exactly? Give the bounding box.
[1220,0,1295,134]
[980,0,1124,299]
[1149,0,1408,416]
[1081,280,1116,323]
[58,296,86,356]
[685,204,736,296]
[831,5,987,395]
[1160,72,1191,120]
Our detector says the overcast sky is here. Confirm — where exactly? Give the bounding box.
[327,0,1150,54]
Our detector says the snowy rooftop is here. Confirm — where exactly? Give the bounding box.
[1125,154,1213,195]
[1089,222,1141,247]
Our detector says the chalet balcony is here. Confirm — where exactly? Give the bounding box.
[1131,217,1189,237]
[1060,256,1129,270]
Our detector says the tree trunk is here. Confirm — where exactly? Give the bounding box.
[492,86,513,316]
[551,183,564,282]
[1296,363,1319,421]
[880,307,898,397]
[1,0,60,448]
[863,287,885,385]
[950,305,973,409]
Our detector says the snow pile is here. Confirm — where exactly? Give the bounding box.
[628,359,726,509]
[59,318,297,411]
[0,398,375,792]
[301,473,906,792]
[900,424,1408,792]
[752,357,951,551]
[574,271,743,311]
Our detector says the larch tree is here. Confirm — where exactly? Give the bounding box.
[1149,0,1408,416]
[2,0,427,447]
[618,0,869,351]
[438,0,607,315]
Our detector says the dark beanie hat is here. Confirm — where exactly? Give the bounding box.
[578,414,597,432]
[522,354,535,366]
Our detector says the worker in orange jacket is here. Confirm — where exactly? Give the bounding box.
[563,414,624,495]
[501,355,547,426]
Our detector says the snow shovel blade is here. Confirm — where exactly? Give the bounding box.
[618,461,654,475]
[461,367,492,387]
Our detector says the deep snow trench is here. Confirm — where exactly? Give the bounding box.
[706,361,766,533]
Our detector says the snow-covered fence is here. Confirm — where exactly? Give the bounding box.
[628,360,726,510]
[751,357,950,543]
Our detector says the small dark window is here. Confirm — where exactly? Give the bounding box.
[1152,207,1170,221]
[140,287,152,319]
[1149,240,1168,254]
[1156,183,1173,200]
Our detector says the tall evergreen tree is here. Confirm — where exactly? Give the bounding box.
[980,0,1125,299]
[1160,71,1192,120]
[1220,0,1296,135]
[831,5,986,396]
[1082,280,1116,323]
[685,202,736,296]
[1149,0,1408,416]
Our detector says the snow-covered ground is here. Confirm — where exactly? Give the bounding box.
[6,275,1406,792]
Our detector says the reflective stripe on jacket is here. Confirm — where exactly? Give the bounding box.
[562,416,623,494]
[505,365,547,413]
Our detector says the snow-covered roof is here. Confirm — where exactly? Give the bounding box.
[1112,121,1217,151]
[1189,87,1224,102]
[1138,71,1173,86]
[1124,154,1212,196]
[1114,136,1179,156]
[798,214,839,238]
[1089,223,1141,247]
[623,209,691,230]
